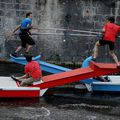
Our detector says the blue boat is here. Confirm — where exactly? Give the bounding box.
[81,56,120,93]
[10,54,71,73]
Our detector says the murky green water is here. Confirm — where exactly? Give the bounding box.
[0,61,120,120]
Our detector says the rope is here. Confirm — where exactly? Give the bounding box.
[33,27,102,35]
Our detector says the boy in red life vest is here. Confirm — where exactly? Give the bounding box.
[12,55,42,86]
[92,17,120,68]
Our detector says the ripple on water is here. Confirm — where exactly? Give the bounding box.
[0,106,50,119]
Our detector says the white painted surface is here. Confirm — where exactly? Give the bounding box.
[0,77,40,91]
[0,77,17,87]
[0,87,40,91]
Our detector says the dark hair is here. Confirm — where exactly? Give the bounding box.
[25,55,32,62]
[108,17,115,23]
[26,12,32,18]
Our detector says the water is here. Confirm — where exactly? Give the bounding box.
[0,61,120,120]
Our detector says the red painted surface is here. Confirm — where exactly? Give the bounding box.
[33,61,120,89]
[0,90,40,98]
[90,61,119,69]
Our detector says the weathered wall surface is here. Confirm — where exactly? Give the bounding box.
[1,0,120,63]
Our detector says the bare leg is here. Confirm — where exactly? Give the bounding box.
[93,41,100,58]
[16,74,29,80]
[25,45,32,53]
[109,50,120,66]
[11,46,22,57]
[15,46,22,53]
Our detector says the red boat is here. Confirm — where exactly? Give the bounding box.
[0,77,47,98]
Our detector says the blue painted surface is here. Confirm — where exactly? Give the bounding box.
[92,84,120,92]
[80,56,99,83]
[80,78,99,84]
[9,55,41,65]
[10,55,71,73]
[39,61,71,73]
[81,56,92,68]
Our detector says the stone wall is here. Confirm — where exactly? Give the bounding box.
[1,0,120,63]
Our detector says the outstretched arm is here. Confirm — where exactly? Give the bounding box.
[12,25,20,34]
[16,73,29,79]
[5,25,20,41]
